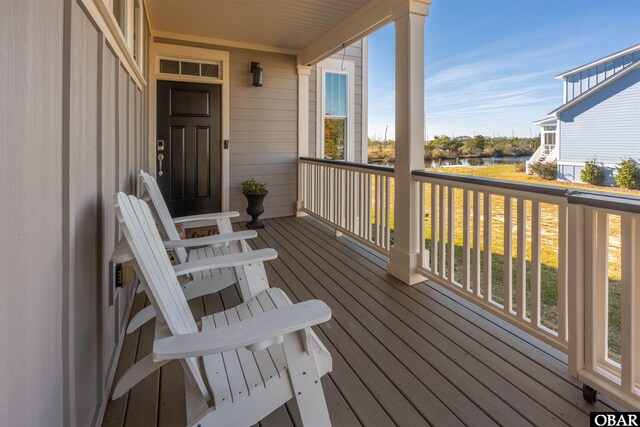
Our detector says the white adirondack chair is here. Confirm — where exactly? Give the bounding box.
[122,170,263,334]
[113,192,333,426]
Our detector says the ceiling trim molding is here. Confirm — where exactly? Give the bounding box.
[150,30,298,55]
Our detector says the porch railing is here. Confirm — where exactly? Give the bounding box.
[567,192,640,409]
[298,158,640,409]
[413,171,570,351]
[299,158,394,254]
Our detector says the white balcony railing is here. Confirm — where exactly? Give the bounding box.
[299,158,394,254]
[413,171,570,351]
[299,158,640,410]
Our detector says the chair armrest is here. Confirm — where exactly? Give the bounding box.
[173,248,277,277]
[173,211,240,225]
[163,230,257,249]
[153,299,331,360]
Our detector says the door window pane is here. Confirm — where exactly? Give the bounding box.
[325,73,347,117]
[324,118,346,160]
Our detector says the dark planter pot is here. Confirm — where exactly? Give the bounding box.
[244,191,268,229]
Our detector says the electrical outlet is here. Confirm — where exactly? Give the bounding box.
[114,263,124,288]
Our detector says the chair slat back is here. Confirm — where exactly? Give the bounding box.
[114,192,209,398]
[139,170,188,264]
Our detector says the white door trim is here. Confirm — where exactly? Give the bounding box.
[148,41,230,211]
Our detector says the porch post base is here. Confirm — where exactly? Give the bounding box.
[295,201,308,217]
[387,248,426,285]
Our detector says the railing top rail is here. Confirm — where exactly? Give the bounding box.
[299,157,394,175]
[568,191,640,215]
[411,170,568,197]
[411,169,640,214]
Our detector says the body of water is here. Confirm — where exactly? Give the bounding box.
[426,155,530,168]
[374,155,530,168]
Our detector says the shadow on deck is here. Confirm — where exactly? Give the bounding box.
[103,216,622,427]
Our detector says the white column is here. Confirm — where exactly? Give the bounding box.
[387,0,430,285]
[297,65,312,216]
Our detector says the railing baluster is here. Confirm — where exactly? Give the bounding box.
[338,168,342,225]
[431,184,438,276]
[558,204,568,342]
[531,200,541,327]
[365,173,371,242]
[311,164,316,213]
[594,210,608,366]
[375,174,382,246]
[352,171,357,234]
[584,208,596,371]
[419,182,426,270]
[634,216,640,393]
[439,185,446,277]
[462,189,470,291]
[385,176,391,250]
[321,167,331,222]
[349,170,352,230]
[473,191,481,297]
[448,186,455,282]
[358,172,363,238]
[516,198,526,319]
[621,214,636,392]
[344,170,349,230]
[483,193,492,303]
[380,176,386,246]
[503,196,513,313]
[333,169,342,225]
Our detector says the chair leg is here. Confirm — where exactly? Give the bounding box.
[282,332,331,427]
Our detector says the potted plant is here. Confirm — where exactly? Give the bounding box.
[241,178,268,229]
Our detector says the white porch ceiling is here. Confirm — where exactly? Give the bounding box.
[146,0,372,53]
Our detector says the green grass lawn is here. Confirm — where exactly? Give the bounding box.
[372,164,638,360]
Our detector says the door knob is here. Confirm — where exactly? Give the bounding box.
[157,153,164,177]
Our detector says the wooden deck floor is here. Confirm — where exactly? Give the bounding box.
[103,216,623,427]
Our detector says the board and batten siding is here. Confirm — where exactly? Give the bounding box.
[565,50,640,102]
[558,68,640,183]
[309,40,365,161]
[0,1,64,426]
[1,0,149,425]
[66,2,149,426]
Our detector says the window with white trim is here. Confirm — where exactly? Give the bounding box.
[133,0,142,67]
[324,72,348,160]
[107,0,144,73]
[112,0,127,36]
[317,58,355,161]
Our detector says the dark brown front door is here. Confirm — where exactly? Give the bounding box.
[156,80,221,217]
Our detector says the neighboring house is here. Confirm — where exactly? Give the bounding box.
[527,44,640,183]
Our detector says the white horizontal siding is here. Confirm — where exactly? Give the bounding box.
[559,68,640,171]
[227,48,299,218]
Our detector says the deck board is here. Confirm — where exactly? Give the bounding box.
[103,216,621,427]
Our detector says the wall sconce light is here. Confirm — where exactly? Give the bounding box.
[251,61,263,87]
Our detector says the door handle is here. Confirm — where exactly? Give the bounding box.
[157,153,164,176]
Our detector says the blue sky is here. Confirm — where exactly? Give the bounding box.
[367,0,640,140]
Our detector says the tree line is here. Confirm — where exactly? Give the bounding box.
[369,134,540,162]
